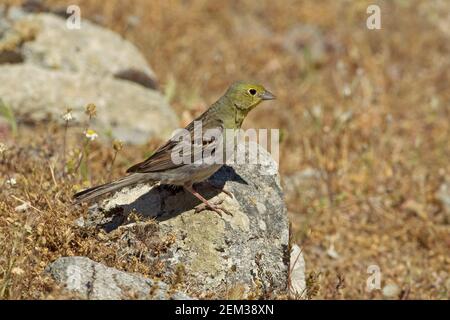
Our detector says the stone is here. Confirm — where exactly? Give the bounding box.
[0,64,178,144]
[382,283,400,298]
[45,256,191,300]
[0,8,175,144]
[84,143,290,297]
[11,12,157,82]
[282,24,341,66]
[282,168,323,204]
[73,216,85,228]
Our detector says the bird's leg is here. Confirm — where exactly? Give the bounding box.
[184,184,232,216]
[201,181,233,198]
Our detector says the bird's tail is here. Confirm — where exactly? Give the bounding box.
[73,173,147,204]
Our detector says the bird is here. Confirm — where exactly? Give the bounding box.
[73,81,276,215]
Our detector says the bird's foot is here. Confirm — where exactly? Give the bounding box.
[184,183,233,216]
[194,198,233,216]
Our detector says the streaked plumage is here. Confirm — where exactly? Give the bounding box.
[73,81,275,214]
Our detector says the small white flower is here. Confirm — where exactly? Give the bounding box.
[0,143,7,154]
[326,244,340,259]
[62,111,73,122]
[11,267,25,276]
[85,129,98,141]
[342,84,352,97]
[6,177,17,186]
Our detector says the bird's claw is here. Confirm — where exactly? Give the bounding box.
[221,189,234,199]
[194,199,233,216]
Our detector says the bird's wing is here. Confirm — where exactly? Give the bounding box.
[126,116,224,173]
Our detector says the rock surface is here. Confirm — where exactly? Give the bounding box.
[282,24,339,65]
[0,8,177,144]
[46,256,191,300]
[4,11,157,81]
[0,64,178,144]
[83,143,290,298]
[282,168,323,204]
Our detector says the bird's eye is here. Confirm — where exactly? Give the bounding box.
[249,89,257,95]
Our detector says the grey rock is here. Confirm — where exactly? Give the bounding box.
[0,64,178,144]
[6,6,28,21]
[0,6,9,33]
[73,216,85,228]
[282,168,323,203]
[232,14,273,39]
[282,24,340,65]
[84,143,290,297]
[46,256,191,300]
[382,283,400,298]
[15,13,157,82]
[0,9,177,144]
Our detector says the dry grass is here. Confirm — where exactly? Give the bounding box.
[0,124,165,299]
[1,0,449,299]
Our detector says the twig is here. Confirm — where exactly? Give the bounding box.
[108,150,118,180]
[62,119,68,175]
[48,161,58,187]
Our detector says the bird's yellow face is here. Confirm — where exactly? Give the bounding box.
[226,82,276,112]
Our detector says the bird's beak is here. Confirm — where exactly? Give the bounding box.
[260,90,276,100]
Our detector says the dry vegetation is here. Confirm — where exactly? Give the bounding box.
[1,0,449,299]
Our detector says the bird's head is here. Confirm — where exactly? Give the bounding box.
[225,81,276,113]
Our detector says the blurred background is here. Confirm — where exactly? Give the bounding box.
[1,0,449,299]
